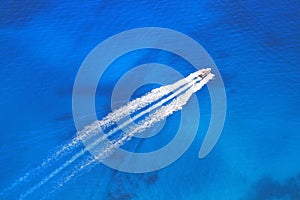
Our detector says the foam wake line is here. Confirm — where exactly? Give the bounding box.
[43,73,215,197]
[2,69,203,195]
[1,69,214,199]
[19,72,214,199]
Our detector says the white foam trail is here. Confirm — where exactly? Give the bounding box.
[4,70,204,195]
[63,69,204,146]
[60,69,205,148]
[20,72,214,199]
[47,73,215,192]
[94,73,215,157]
[19,74,204,199]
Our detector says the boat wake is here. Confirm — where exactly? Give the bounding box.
[0,69,214,199]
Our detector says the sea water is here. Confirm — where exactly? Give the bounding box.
[0,0,299,199]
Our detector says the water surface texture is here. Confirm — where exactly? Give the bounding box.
[0,0,300,199]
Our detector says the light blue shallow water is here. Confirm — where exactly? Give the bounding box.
[0,0,300,199]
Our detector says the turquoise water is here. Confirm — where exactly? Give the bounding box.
[0,0,300,199]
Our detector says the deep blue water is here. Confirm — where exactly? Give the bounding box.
[1,0,300,199]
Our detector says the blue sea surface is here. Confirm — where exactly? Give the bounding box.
[0,0,300,199]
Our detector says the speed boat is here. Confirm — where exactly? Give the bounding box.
[198,68,211,79]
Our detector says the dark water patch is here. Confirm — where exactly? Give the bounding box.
[104,170,159,200]
[263,31,286,50]
[0,0,53,27]
[245,173,300,200]
[207,0,300,57]
[54,113,72,122]
[206,0,259,31]
[107,191,135,200]
[104,172,136,200]
[144,172,158,186]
